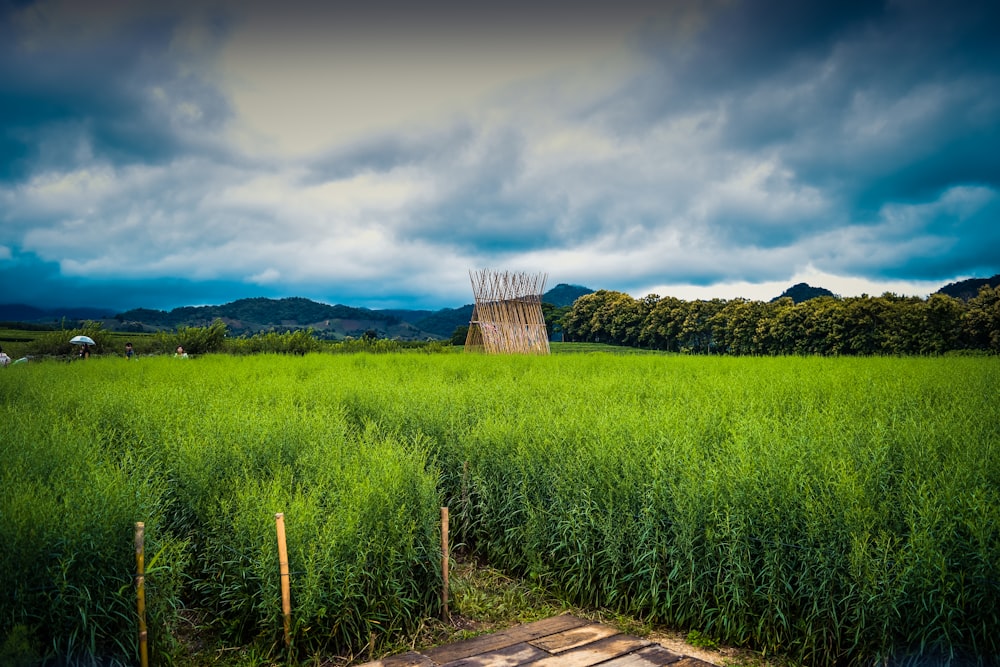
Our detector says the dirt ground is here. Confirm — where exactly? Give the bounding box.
[645,628,762,666]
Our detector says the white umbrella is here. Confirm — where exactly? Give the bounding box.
[70,335,96,345]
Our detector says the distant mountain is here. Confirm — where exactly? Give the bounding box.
[115,297,437,340]
[771,283,836,304]
[413,305,475,338]
[935,274,1000,300]
[378,308,436,325]
[543,283,595,307]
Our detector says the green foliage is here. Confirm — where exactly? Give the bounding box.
[449,325,470,346]
[225,328,323,355]
[0,356,442,664]
[24,321,110,357]
[158,319,229,355]
[563,289,998,355]
[0,364,188,664]
[421,355,1000,666]
[965,284,1000,352]
[540,302,571,340]
[329,337,402,354]
[2,354,998,666]
[686,630,720,650]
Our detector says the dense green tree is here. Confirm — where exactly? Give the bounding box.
[559,288,999,356]
[540,303,571,341]
[638,296,686,351]
[964,285,1000,352]
[562,290,628,343]
[678,298,725,353]
[449,325,470,346]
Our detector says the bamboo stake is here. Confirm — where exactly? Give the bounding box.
[275,513,292,648]
[441,507,450,621]
[135,522,149,667]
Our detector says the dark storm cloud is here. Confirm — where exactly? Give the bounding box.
[581,0,1000,284]
[306,123,477,183]
[0,2,232,180]
[0,250,287,311]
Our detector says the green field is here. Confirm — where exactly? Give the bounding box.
[1,353,998,666]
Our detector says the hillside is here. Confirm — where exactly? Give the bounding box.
[114,297,436,340]
[543,283,594,307]
[935,273,1000,300]
[771,283,836,303]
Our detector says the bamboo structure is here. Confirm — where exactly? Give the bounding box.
[465,270,550,355]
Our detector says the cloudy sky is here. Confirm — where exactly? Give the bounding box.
[1,0,998,312]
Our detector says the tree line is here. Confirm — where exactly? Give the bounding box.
[560,285,1000,355]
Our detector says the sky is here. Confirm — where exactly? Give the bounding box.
[1,0,998,313]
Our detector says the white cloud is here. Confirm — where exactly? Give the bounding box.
[249,267,280,284]
[637,266,950,302]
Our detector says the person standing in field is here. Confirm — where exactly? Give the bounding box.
[125,342,135,360]
[174,345,188,358]
[78,344,90,360]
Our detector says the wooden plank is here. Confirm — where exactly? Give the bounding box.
[440,641,549,667]
[358,650,436,667]
[529,623,621,653]
[523,634,653,667]
[599,645,684,666]
[423,615,590,663]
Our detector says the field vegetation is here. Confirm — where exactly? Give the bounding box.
[1,352,998,666]
[0,320,451,362]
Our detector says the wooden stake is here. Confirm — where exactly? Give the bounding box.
[135,522,148,667]
[441,507,450,621]
[275,513,292,648]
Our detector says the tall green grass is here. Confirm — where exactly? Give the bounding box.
[1,353,997,665]
[0,355,442,664]
[341,354,1000,665]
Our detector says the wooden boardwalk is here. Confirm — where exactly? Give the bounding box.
[359,615,715,667]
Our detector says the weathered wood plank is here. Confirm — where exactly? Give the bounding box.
[423,615,590,663]
[523,634,652,667]
[528,623,620,653]
[440,641,549,667]
[358,650,436,667]
[599,644,684,666]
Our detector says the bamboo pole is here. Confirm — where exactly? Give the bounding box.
[275,513,292,648]
[135,522,149,667]
[441,507,450,621]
